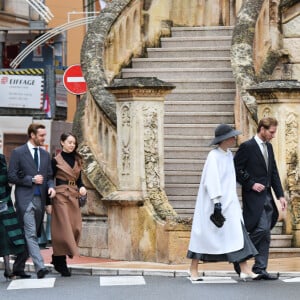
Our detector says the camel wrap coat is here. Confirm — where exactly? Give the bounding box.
[51,153,82,256]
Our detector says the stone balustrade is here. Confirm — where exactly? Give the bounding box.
[104,0,142,81]
[84,93,117,184]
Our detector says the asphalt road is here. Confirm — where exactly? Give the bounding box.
[1,274,300,300]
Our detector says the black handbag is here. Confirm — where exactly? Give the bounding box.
[78,194,87,207]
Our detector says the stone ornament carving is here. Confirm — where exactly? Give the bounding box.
[262,107,271,118]
[285,113,300,223]
[143,106,160,189]
[269,0,280,23]
[121,104,131,175]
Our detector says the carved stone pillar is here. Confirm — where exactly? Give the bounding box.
[103,77,174,260]
[247,80,300,246]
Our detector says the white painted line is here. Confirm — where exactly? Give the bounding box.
[100,276,146,286]
[282,277,300,283]
[7,278,56,290]
[67,77,85,83]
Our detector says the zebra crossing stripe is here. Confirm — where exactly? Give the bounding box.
[7,278,56,290]
[100,276,146,286]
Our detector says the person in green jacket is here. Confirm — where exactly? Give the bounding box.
[0,153,25,280]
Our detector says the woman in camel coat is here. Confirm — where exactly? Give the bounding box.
[48,133,87,276]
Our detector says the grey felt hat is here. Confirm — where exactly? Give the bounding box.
[209,124,241,146]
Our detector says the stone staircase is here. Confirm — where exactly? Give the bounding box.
[121,26,295,256]
[122,26,235,218]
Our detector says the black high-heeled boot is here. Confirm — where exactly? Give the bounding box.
[51,255,71,277]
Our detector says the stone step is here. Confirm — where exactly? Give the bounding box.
[270,235,293,248]
[164,135,212,147]
[165,89,236,101]
[147,47,231,58]
[171,26,233,37]
[271,222,284,235]
[164,146,212,159]
[165,174,201,185]
[162,78,236,89]
[173,208,195,218]
[164,124,221,136]
[132,57,231,68]
[269,248,300,258]
[165,101,234,112]
[164,147,237,161]
[122,68,234,80]
[161,36,232,48]
[165,159,205,171]
[164,111,234,124]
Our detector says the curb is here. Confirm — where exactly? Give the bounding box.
[25,262,300,278]
[2,258,300,278]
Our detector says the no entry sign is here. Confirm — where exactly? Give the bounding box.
[63,64,87,95]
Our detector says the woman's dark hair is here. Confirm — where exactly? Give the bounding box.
[60,132,80,155]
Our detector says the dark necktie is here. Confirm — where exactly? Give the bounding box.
[34,147,39,169]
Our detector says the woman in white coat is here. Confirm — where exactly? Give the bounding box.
[187,124,260,281]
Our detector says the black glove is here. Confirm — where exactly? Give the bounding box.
[210,203,226,228]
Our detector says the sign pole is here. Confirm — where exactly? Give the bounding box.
[76,94,80,108]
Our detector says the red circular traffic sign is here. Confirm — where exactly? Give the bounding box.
[63,64,87,95]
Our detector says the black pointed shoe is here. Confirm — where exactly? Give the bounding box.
[253,270,279,280]
[37,268,49,279]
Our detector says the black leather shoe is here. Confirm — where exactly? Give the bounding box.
[233,262,241,275]
[37,268,49,279]
[254,270,279,280]
[13,271,31,279]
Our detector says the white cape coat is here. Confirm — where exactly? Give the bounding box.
[188,147,244,254]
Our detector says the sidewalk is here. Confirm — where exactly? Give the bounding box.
[27,247,300,278]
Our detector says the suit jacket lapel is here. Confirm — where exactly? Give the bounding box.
[24,144,38,171]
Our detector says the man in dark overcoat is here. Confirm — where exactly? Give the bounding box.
[234,117,287,280]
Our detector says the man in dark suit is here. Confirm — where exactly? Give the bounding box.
[234,117,287,280]
[8,123,56,279]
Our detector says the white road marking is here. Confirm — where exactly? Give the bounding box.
[282,277,300,283]
[7,278,56,290]
[100,276,146,286]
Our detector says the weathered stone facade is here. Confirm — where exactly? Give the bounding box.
[77,0,300,262]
